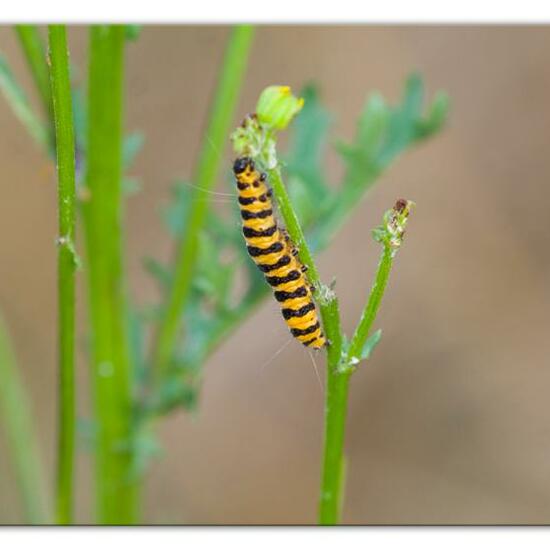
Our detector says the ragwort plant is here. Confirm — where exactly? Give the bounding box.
[0,24,448,524]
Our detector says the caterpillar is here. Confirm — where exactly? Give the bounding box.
[233,156,326,350]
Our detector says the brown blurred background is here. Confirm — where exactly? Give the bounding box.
[1,26,550,525]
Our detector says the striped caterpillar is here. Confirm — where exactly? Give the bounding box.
[233,156,326,349]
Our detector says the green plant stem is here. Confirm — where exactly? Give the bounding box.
[15,25,54,150]
[267,164,353,526]
[83,25,135,525]
[48,24,77,526]
[0,313,49,524]
[318,366,351,525]
[270,152,400,525]
[319,244,395,525]
[347,246,393,360]
[267,167,321,284]
[152,25,254,382]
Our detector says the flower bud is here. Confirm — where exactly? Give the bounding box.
[256,85,304,131]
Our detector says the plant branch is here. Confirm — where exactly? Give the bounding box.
[48,24,77,526]
[0,313,49,524]
[319,200,413,524]
[347,246,393,362]
[82,25,135,524]
[151,25,254,383]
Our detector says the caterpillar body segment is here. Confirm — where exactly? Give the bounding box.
[233,157,326,350]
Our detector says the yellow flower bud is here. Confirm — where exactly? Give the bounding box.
[256,85,304,131]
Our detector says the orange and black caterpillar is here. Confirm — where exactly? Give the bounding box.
[233,156,326,349]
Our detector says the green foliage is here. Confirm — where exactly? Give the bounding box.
[146,179,264,412]
[0,18,448,524]
[123,131,145,170]
[358,328,382,362]
[304,75,449,250]
[124,25,142,41]
[231,84,430,525]
[0,314,49,523]
[284,85,332,228]
[144,74,447,416]
[0,53,51,152]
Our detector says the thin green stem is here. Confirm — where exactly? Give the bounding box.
[0,313,49,524]
[318,366,351,525]
[82,25,135,524]
[152,25,254,382]
[347,246,393,360]
[270,148,402,524]
[319,245,395,525]
[15,25,54,151]
[267,165,352,525]
[268,166,343,342]
[48,24,77,526]
[236,90,415,525]
[267,167,321,284]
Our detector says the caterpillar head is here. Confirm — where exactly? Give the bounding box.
[233,157,254,175]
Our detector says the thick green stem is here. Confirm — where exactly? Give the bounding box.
[319,245,396,524]
[83,25,136,524]
[15,25,54,151]
[152,25,254,382]
[0,314,49,524]
[48,24,77,526]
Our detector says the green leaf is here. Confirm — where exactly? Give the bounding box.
[0,53,50,152]
[127,305,147,389]
[122,176,142,195]
[124,25,142,41]
[416,91,450,139]
[193,231,236,312]
[71,86,87,167]
[355,92,389,161]
[143,257,172,289]
[162,181,193,237]
[336,74,448,194]
[378,74,424,166]
[129,430,163,480]
[286,173,318,228]
[359,329,382,361]
[335,92,389,189]
[154,376,198,414]
[123,131,145,170]
[285,84,332,201]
